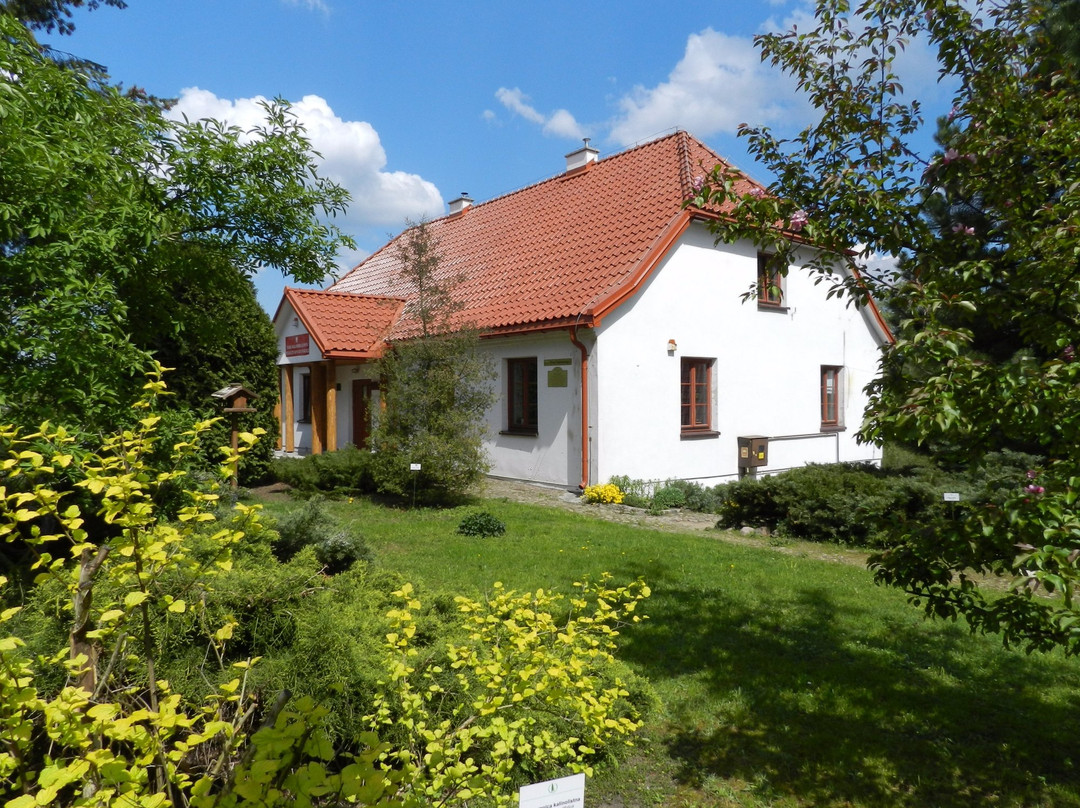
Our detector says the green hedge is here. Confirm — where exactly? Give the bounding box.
[712,451,1043,547]
[714,463,935,546]
[271,444,377,494]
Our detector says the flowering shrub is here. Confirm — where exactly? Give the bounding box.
[583,483,624,504]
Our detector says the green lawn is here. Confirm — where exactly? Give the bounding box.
[253,493,1080,808]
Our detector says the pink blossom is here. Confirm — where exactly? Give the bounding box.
[749,186,765,199]
[1026,470,1038,480]
[951,222,975,236]
[943,148,959,164]
[789,209,809,232]
[947,107,959,121]
[1025,484,1045,495]
[692,174,705,192]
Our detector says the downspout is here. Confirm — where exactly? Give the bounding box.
[569,323,589,491]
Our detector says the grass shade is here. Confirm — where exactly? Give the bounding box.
[252,493,1080,808]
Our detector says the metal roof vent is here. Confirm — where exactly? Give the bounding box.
[565,138,599,172]
[448,192,473,216]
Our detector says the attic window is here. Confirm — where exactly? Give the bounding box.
[821,365,845,430]
[757,252,785,309]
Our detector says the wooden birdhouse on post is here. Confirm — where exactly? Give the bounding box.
[211,383,258,489]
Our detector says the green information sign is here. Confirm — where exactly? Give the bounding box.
[547,367,568,388]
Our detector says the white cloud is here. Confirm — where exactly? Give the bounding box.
[281,0,330,13]
[496,87,545,124]
[543,109,585,139]
[169,88,444,233]
[171,89,444,310]
[495,87,586,140]
[608,28,812,146]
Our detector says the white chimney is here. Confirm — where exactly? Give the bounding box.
[565,138,599,172]
[448,192,473,215]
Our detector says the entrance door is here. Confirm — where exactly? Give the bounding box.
[352,380,378,449]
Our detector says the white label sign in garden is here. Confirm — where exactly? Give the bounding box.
[519,773,585,808]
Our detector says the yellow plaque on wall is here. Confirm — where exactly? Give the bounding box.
[547,367,568,388]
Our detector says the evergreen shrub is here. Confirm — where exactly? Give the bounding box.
[271,444,376,494]
[715,463,937,547]
[271,495,374,572]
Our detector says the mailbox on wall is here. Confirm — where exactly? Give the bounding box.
[737,435,769,468]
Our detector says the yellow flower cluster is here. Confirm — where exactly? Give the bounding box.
[583,483,625,505]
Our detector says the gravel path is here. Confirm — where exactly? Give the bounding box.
[479,477,721,533]
[478,477,872,568]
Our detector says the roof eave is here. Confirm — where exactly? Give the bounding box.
[587,210,694,327]
[321,346,387,360]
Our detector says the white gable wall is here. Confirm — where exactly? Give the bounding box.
[481,332,585,488]
[274,301,323,454]
[593,221,885,486]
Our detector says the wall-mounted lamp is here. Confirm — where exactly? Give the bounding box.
[667,339,677,353]
[292,317,299,327]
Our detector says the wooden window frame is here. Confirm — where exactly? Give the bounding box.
[757,252,786,310]
[505,357,538,436]
[681,357,715,435]
[820,365,843,429]
[298,371,312,423]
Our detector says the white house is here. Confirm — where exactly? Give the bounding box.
[273,132,891,489]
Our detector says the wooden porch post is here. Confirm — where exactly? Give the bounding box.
[325,359,337,452]
[311,363,325,455]
[282,365,295,453]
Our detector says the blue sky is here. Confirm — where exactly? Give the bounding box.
[55,0,948,312]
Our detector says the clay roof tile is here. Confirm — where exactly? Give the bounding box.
[283,287,405,358]
[329,131,757,339]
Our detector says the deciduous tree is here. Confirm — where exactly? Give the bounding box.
[0,13,352,436]
[1,0,126,35]
[370,221,494,502]
[693,0,1080,654]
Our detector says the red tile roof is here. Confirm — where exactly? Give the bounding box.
[278,287,404,358]
[329,131,758,339]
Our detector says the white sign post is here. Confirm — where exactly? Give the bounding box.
[519,773,585,808]
[409,463,421,507]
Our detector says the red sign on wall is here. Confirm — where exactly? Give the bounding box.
[285,333,310,357]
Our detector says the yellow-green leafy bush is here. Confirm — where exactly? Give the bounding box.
[0,369,402,807]
[0,369,650,807]
[369,576,650,806]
